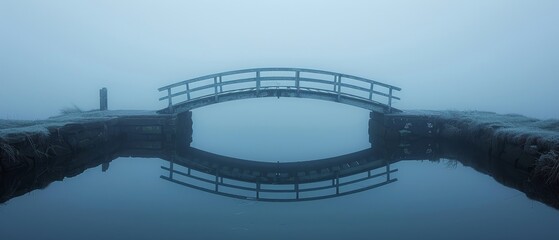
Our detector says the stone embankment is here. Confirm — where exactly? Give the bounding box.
[370,110,559,185]
[0,110,192,173]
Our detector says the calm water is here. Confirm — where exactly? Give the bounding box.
[1,99,558,239]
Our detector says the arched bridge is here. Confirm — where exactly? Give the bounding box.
[158,68,401,114]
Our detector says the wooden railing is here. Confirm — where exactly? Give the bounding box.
[158,68,401,111]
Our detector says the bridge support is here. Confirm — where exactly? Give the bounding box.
[176,111,193,149]
[369,111,385,147]
[369,111,440,147]
[110,111,192,151]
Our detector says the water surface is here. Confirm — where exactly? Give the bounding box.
[1,100,558,239]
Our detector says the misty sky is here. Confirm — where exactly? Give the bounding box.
[1,0,558,120]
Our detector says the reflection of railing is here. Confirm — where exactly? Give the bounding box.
[158,68,401,112]
[161,148,397,202]
[160,160,397,202]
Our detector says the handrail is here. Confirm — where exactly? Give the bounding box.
[158,67,401,112]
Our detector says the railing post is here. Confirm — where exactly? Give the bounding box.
[333,75,337,92]
[388,88,393,112]
[256,182,261,199]
[169,161,174,179]
[336,75,341,102]
[167,88,174,112]
[256,71,261,96]
[369,83,374,100]
[386,162,391,181]
[215,172,219,192]
[219,75,223,92]
[295,183,299,200]
[213,77,218,102]
[295,71,300,97]
[185,83,191,100]
[335,173,340,195]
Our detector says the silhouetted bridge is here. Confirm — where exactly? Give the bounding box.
[158,68,401,114]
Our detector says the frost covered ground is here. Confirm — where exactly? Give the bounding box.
[0,110,156,140]
[3,109,558,144]
[403,110,559,184]
[405,110,559,148]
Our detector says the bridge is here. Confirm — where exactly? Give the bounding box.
[158,68,401,114]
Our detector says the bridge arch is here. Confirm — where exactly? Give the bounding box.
[157,68,401,114]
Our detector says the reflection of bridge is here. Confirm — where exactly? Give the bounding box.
[157,68,401,114]
[159,147,397,202]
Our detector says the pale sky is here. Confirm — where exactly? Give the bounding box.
[1,0,558,119]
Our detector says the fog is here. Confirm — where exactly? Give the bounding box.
[1,0,558,120]
[2,2,559,238]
